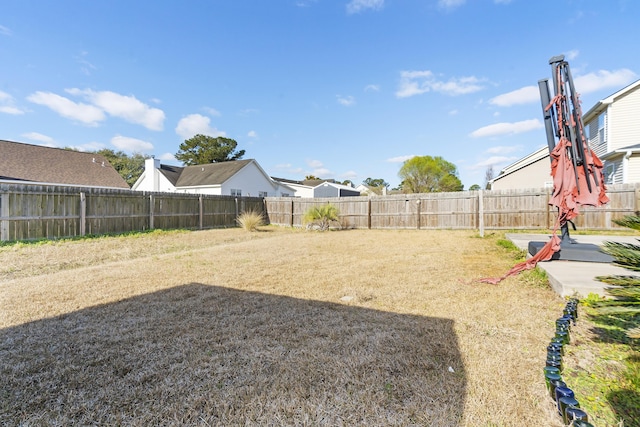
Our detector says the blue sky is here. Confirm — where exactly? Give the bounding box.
[1,0,638,189]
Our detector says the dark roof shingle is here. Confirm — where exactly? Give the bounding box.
[174,159,253,187]
[0,140,130,189]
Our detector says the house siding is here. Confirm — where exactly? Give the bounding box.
[609,88,640,152]
[490,157,552,190]
[627,156,640,183]
[222,164,275,197]
[587,115,608,158]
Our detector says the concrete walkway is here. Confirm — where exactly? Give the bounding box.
[506,233,640,297]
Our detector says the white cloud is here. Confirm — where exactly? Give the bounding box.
[574,69,638,94]
[307,159,324,169]
[158,152,178,162]
[27,91,105,125]
[469,118,543,138]
[312,167,332,177]
[472,155,518,169]
[486,145,522,154]
[247,130,258,138]
[396,70,485,98]
[489,85,539,107]
[346,0,384,14]
[494,0,512,4]
[387,155,416,163]
[364,84,380,92]
[565,49,579,61]
[203,106,221,116]
[0,25,12,36]
[449,109,459,116]
[0,91,26,115]
[72,141,106,152]
[111,135,154,153]
[21,132,55,144]
[175,113,226,139]
[337,95,356,106]
[67,89,165,131]
[341,170,358,179]
[438,0,465,9]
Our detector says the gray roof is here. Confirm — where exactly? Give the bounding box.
[172,159,254,187]
[159,164,184,186]
[0,140,130,189]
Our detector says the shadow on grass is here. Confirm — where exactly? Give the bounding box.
[587,311,640,425]
[0,284,466,426]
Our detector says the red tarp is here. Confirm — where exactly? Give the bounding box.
[480,115,609,285]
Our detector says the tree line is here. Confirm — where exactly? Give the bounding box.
[90,134,476,193]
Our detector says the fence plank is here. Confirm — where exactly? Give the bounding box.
[1,182,638,241]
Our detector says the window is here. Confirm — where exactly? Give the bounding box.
[258,191,268,197]
[598,112,607,145]
[604,162,616,185]
[230,189,242,196]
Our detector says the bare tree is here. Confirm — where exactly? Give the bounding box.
[484,166,495,190]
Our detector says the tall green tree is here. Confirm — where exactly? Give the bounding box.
[96,149,147,187]
[362,177,389,195]
[398,155,463,193]
[363,177,389,188]
[175,135,245,165]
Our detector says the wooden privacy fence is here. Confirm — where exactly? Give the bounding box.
[0,184,264,241]
[2,183,639,241]
[264,183,640,231]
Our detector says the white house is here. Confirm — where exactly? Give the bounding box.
[491,79,640,190]
[271,177,360,198]
[583,79,640,185]
[132,158,294,197]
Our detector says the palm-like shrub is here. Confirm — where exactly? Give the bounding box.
[595,215,640,339]
[236,210,265,232]
[303,204,339,231]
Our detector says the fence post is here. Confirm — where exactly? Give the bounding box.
[0,191,9,241]
[416,199,421,230]
[367,198,372,229]
[290,199,294,227]
[79,192,86,236]
[149,194,155,229]
[235,198,239,220]
[546,187,551,228]
[478,190,484,237]
[199,195,203,230]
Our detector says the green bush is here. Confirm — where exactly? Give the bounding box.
[303,204,339,231]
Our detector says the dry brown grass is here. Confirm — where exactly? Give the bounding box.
[1,227,566,426]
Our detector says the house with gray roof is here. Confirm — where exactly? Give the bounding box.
[272,177,360,198]
[132,158,295,197]
[0,139,129,189]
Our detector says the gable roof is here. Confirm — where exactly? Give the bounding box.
[173,159,254,187]
[491,146,549,183]
[158,164,184,186]
[583,78,640,123]
[0,140,129,189]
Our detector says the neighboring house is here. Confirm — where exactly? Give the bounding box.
[355,184,388,196]
[490,146,553,191]
[272,177,360,198]
[491,79,640,190]
[132,158,294,197]
[583,79,640,185]
[0,139,129,189]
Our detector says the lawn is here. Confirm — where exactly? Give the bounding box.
[1,227,568,426]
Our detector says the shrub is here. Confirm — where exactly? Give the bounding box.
[303,204,339,231]
[236,210,265,232]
